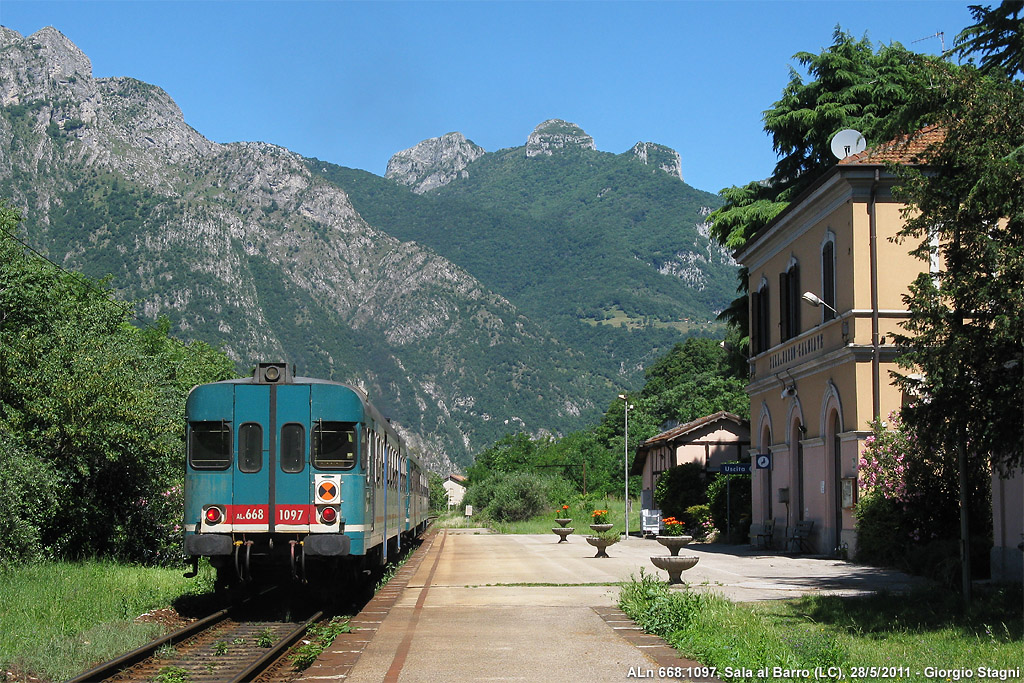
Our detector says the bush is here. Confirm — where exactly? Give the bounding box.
[653,462,706,518]
[428,472,448,511]
[682,504,712,534]
[464,472,574,522]
[853,494,908,567]
[707,473,751,540]
[0,436,56,564]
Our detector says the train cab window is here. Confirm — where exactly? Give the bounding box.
[280,423,305,473]
[313,421,357,470]
[189,421,231,470]
[238,423,263,473]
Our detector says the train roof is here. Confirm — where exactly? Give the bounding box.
[190,364,409,450]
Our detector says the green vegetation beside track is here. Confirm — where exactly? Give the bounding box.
[619,572,1024,681]
[0,560,215,682]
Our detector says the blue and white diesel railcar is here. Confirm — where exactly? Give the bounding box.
[183,362,428,584]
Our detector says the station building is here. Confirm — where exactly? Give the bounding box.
[631,411,750,510]
[735,127,1022,574]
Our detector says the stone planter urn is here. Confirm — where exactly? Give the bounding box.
[552,527,574,543]
[585,535,619,558]
[655,535,694,556]
[555,518,572,528]
[589,523,614,533]
[650,555,699,584]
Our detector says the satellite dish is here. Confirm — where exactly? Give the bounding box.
[830,129,867,160]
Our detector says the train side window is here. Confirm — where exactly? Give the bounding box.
[312,421,357,470]
[238,423,263,473]
[189,421,231,470]
[280,423,305,473]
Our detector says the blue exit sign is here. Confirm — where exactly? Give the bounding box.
[721,462,751,474]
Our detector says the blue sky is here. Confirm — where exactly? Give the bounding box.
[2,1,973,194]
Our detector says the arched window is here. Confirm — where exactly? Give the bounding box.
[821,233,836,322]
[780,259,801,341]
[750,277,771,354]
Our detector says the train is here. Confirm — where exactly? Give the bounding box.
[183,362,429,586]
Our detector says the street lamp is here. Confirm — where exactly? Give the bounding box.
[618,393,634,538]
[801,291,838,316]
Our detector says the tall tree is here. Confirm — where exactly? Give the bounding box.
[1,202,237,562]
[892,63,1024,476]
[707,29,941,359]
[709,29,938,252]
[954,1,1024,79]
[891,62,1024,595]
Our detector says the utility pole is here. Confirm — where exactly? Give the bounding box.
[619,394,634,538]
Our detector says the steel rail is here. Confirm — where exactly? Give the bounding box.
[228,610,324,682]
[66,607,232,683]
[67,585,279,682]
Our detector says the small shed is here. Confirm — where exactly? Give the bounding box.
[631,411,750,509]
[443,474,467,509]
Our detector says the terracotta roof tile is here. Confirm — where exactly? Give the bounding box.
[639,411,747,448]
[838,124,944,166]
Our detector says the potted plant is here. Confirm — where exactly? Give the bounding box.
[589,509,613,533]
[585,529,620,558]
[655,516,694,556]
[555,505,572,527]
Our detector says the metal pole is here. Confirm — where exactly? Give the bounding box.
[870,169,881,420]
[618,394,633,538]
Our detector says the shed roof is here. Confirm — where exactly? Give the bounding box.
[630,411,749,475]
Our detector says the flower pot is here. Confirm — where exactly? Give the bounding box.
[555,518,572,528]
[650,555,699,584]
[552,527,574,543]
[655,535,694,556]
[585,535,619,558]
[589,523,613,533]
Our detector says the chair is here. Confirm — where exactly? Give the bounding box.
[752,518,775,549]
[788,520,814,553]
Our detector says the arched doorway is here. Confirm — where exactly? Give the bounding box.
[826,409,842,553]
[790,417,804,524]
[760,424,773,522]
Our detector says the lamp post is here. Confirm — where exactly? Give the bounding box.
[801,291,838,317]
[618,393,634,538]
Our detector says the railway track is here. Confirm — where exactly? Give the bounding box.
[67,592,322,683]
[67,535,428,682]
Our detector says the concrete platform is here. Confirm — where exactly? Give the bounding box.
[300,530,927,682]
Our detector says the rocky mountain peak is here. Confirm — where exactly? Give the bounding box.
[525,119,596,158]
[627,142,683,182]
[0,27,94,106]
[385,132,486,194]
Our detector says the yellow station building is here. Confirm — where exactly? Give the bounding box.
[735,128,1022,576]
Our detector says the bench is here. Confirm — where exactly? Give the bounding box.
[788,520,814,553]
[752,518,775,549]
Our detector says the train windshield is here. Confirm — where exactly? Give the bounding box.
[189,421,231,469]
[313,421,357,470]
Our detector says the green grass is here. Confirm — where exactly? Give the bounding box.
[619,571,1024,681]
[436,498,644,535]
[0,560,215,681]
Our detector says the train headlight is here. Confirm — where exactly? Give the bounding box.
[319,506,338,525]
[204,506,224,525]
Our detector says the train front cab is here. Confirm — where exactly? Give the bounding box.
[184,364,365,584]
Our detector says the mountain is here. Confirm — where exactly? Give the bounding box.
[0,27,603,471]
[315,120,736,371]
[384,132,485,194]
[0,27,738,472]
